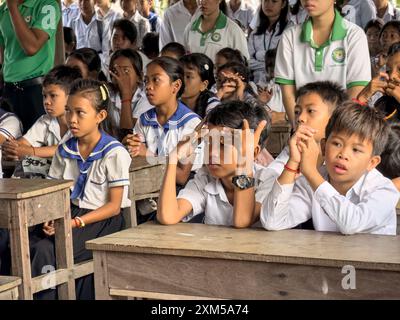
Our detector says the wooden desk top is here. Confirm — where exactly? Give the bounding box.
[0,179,73,199]
[86,222,400,272]
[130,157,166,171]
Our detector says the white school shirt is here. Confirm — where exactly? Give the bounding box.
[248,22,284,83]
[287,7,308,25]
[0,111,23,178]
[159,0,199,48]
[48,132,131,210]
[275,10,371,90]
[378,1,400,23]
[265,81,284,112]
[261,167,399,235]
[183,12,250,63]
[62,1,79,27]
[23,114,72,147]
[70,13,109,54]
[96,7,123,57]
[178,163,276,226]
[126,11,151,48]
[341,0,377,29]
[109,88,153,129]
[226,0,255,31]
[133,101,203,169]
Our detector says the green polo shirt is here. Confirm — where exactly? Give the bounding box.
[0,0,60,82]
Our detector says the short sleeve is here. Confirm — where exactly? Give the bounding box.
[232,23,250,60]
[274,28,295,85]
[0,115,23,139]
[346,27,371,88]
[105,147,131,187]
[47,148,65,180]
[177,167,209,217]
[32,0,61,38]
[23,116,48,147]
[133,116,146,137]
[0,28,4,48]
[182,24,191,53]
[132,97,153,119]
[180,117,201,140]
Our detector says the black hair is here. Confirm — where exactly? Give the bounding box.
[290,0,301,15]
[374,95,400,122]
[141,32,159,59]
[387,41,400,56]
[377,121,400,179]
[206,100,271,148]
[296,81,348,111]
[147,56,185,97]
[325,102,389,156]
[380,20,400,40]
[255,0,289,36]
[219,0,227,15]
[161,42,186,60]
[193,90,217,118]
[63,27,76,49]
[180,53,215,89]
[215,47,248,66]
[67,48,107,81]
[69,79,114,135]
[43,65,83,94]
[0,98,13,113]
[112,19,138,44]
[364,18,384,33]
[109,48,143,84]
[264,48,277,78]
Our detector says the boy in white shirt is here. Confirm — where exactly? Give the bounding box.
[262,101,399,235]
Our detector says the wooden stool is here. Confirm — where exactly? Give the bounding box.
[267,118,291,157]
[0,276,21,300]
[0,179,75,300]
[126,157,166,227]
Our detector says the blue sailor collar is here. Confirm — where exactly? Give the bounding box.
[140,101,200,132]
[59,131,124,200]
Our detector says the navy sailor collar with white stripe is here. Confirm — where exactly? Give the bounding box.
[140,101,200,132]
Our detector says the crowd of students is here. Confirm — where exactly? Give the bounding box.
[0,0,400,300]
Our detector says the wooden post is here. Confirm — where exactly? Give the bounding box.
[54,0,65,66]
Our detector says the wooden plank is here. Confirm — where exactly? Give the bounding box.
[54,189,75,299]
[130,165,165,196]
[73,260,94,279]
[130,156,165,171]
[106,252,400,300]
[0,179,73,199]
[0,287,19,300]
[54,0,65,66]
[8,201,33,299]
[93,251,113,300]
[31,268,70,294]
[110,289,223,300]
[86,223,400,271]
[0,276,21,292]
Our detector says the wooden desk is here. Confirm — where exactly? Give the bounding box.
[0,179,75,300]
[87,222,400,300]
[126,157,166,227]
[267,119,291,157]
[0,276,21,300]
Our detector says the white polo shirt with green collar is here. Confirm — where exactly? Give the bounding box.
[274,11,371,90]
[183,11,249,63]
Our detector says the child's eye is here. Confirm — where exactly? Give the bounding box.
[353,148,361,153]
[308,109,315,114]
[332,141,341,147]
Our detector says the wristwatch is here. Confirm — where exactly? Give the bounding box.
[232,175,255,190]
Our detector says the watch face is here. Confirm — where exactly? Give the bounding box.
[237,176,247,188]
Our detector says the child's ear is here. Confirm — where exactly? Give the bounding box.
[201,80,209,92]
[320,138,327,157]
[367,155,381,171]
[172,79,182,95]
[253,145,261,159]
[97,109,108,124]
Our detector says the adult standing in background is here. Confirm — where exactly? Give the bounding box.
[0,0,61,132]
[62,0,79,26]
[374,0,400,22]
[159,0,198,48]
[226,0,255,35]
[338,0,377,29]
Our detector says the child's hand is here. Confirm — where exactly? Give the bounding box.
[126,133,147,157]
[288,125,316,165]
[43,221,55,237]
[257,86,273,104]
[234,119,267,175]
[358,72,389,103]
[386,79,400,103]
[216,71,245,100]
[298,136,321,178]
[2,138,30,161]
[109,66,136,102]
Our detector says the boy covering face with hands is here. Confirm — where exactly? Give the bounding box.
[261,102,399,235]
[157,101,274,228]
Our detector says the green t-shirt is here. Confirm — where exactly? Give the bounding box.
[0,0,60,82]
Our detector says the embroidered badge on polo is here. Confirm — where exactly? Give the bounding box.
[24,16,32,23]
[211,32,221,42]
[332,48,346,63]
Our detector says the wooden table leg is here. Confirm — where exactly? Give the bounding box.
[8,201,33,300]
[54,190,76,299]
[93,251,113,300]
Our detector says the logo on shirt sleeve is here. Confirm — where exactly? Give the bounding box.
[332,48,346,63]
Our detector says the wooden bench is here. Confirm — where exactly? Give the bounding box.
[125,157,166,227]
[267,118,291,157]
[87,222,400,300]
[0,179,75,300]
[0,276,21,300]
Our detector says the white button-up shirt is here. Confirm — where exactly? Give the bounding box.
[226,0,255,31]
[341,0,377,29]
[378,1,400,23]
[62,1,79,27]
[261,167,399,235]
